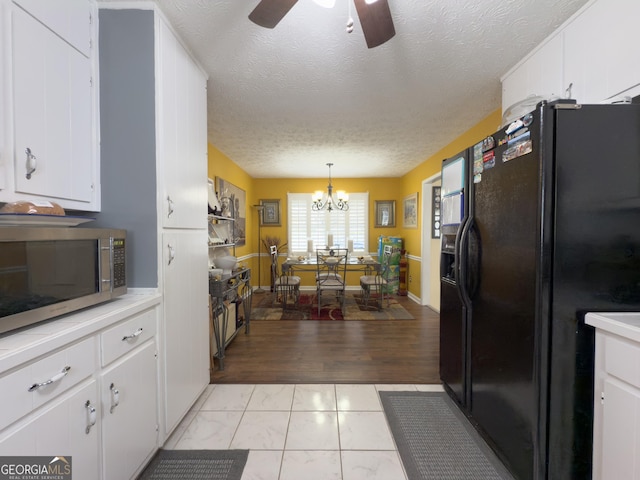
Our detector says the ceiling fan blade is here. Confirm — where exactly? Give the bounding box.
[249,0,299,29]
[353,0,396,48]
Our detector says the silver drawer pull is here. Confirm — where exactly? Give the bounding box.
[167,195,174,217]
[85,400,97,434]
[109,383,120,414]
[25,147,37,179]
[167,244,175,265]
[28,366,71,392]
[122,328,143,342]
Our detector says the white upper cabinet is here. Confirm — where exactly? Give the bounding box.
[501,33,564,113]
[563,0,640,103]
[502,0,640,112]
[2,0,98,211]
[13,0,91,56]
[157,18,208,229]
[12,6,93,204]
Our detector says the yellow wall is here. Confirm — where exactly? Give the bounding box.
[208,108,503,296]
[400,109,502,297]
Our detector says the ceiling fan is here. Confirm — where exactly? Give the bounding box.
[248,0,396,49]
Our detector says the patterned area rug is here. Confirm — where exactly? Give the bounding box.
[251,292,414,320]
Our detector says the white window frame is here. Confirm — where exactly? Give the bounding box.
[287,192,369,256]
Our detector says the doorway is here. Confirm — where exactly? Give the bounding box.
[420,173,441,311]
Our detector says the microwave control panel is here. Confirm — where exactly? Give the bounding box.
[112,238,126,288]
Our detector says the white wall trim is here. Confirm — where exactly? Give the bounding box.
[421,172,441,309]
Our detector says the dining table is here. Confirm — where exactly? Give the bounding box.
[281,255,381,277]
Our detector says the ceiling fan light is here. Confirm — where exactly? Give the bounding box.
[312,0,336,8]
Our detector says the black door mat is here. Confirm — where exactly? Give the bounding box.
[379,391,515,480]
[137,449,249,480]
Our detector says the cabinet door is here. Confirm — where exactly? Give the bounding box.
[502,33,564,113]
[13,0,91,56]
[157,17,207,229]
[601,378,640,480]
[563,0,640,103]
[12,6,93,204]
[0,381,100,480]
[101,341,158,480]
[162,230,209,433]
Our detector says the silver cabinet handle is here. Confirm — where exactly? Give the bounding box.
[28,366,70,392]
[85,400,97,434]
[109,382,119,413]
[167,195,174,218]
[167,244,175,265]
[25,147,37,179]
[122,328,143,342]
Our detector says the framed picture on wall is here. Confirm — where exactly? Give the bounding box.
[259,199,281,226]
[403,193,418,229]
[374,200,395,227]
[215,177,246,246]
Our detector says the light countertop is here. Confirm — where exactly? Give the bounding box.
[0,292,161,372]
[585,312,640,344]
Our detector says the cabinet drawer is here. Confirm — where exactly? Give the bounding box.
[101,308,157,366]
[0,336,96,430]
[604,335,640,388]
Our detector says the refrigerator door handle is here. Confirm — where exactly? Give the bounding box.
[458,216,474,306]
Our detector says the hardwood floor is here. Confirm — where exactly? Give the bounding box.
[210,293,441,384]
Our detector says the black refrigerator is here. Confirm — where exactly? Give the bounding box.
[439,150,470,408]
[439,99,640,480]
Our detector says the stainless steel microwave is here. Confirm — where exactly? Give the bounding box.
[0,227,127,335]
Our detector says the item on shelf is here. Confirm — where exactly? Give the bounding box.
[207,178,221,214]
[0,200,65,215]
[216,255,237,274]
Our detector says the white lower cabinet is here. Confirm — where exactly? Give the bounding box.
[101,341,158,480]
[601,378,640,479]
[586,312,640,480]
[162,230,209,434]
[0,297,161,480]
[0,381,100,480]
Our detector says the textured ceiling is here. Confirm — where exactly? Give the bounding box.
[103,0,590,178]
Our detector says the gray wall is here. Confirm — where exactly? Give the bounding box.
[96,9,158,288]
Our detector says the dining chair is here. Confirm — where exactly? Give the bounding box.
[316,248,348,315]
[270,245,301,310]
[359,245,392,310]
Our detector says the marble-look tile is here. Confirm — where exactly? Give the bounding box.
[285,412,339,450]
[375,384,418,392]
[241,450,283,480]
[336,384,382,411]
[341,450,407,480]
[191,384,216,412]
[246,384,295,411]
[174,411,243,449]
[292,384,337,411]
[279,451,342,480]
[162,410,196,449]
[230,411,290,450]
[202,384,255,411]
[338,412,396,450]
[415,384,445,392]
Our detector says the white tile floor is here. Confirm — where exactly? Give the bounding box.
[164,383,444,480]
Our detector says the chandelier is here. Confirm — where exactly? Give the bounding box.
[312,163,349,212]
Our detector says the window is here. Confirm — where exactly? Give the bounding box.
[288,193,369,254]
